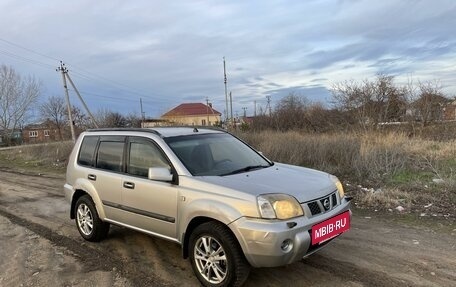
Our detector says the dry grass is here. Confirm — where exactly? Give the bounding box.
[355,188,415,210]
[239,130,456,181]
[238,130,456,214]
[1,132,454,214]
[0,141,74,174]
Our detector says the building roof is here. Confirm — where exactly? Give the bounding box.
[23,120,55,130]
[162,103,221,117]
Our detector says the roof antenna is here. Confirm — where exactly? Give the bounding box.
[193,127,199,133]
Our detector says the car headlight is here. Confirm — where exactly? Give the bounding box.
[257,194,304,219]
[330,175,345,198]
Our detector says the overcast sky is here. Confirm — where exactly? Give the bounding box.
[1,0,455,119]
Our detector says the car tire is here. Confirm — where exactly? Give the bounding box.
[74,195,109,242]
[189,221,250,287]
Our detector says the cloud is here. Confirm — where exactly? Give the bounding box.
[0,0,455,119]
[264,85,331,104]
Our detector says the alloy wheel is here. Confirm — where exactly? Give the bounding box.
[77,203,93,236]
[194,235,228,284]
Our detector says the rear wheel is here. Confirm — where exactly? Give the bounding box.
[75,195,109,242]
[189,221,250,287]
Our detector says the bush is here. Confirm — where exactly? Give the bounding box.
[238,130,456,185]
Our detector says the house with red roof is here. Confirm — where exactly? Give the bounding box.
[161,103,222,126]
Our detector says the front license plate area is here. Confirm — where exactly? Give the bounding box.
[311,211,350,245]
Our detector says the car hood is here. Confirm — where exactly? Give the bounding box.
[194,163,336,203]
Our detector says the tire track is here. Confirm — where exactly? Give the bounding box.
[0,207,171,287]
[303,254,411,286]
[0,168,63,196]
[1,167,455,286]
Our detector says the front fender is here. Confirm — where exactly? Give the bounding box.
[178,198,244,242]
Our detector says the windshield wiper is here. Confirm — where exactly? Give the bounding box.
[221,165,270,176]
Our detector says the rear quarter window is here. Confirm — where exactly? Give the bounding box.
[77,136,99,166]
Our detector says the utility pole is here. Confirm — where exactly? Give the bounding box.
[206,97,210,126]
[140,98,145,126]
[254,100,257,117]
[139,98,146,121]
[65,72,99,128]
[229,91,233,127]
[57,61,75,142]
[266,96,272,116]
[242,107,247,118]
[223,57,229,125]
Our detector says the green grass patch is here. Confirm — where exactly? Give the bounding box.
[389,170,435,185]
[0,152,65,175]
[0,142,72,175]
[439,158,456,171]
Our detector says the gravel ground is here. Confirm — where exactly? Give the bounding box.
[0,168,455,286]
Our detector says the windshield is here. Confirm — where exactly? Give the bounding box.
[165,133,272,176]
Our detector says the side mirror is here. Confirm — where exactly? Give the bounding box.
[148,167,173,182]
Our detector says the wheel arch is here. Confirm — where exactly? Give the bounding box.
[182,216,243,259]
[70,189,87,219]
[70,178,105,220]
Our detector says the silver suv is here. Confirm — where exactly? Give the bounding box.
[65,127,351,286]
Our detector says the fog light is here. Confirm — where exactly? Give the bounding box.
[281,239,293,252]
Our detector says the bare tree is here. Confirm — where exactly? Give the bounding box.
[273,93,310,131]
[95,108,127,128]
[0,65,40,143]
[374,75,407,124]
[70,106,91,130]
[412,81,448,126]
[125,113,142,128]
[331,79,373,130]
[331,74,406,129]
[40,96,66,140]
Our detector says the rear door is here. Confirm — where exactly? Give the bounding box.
[89,136,126,221]
[120,136,178,240]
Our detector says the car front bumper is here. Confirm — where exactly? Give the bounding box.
[229,198,351,268]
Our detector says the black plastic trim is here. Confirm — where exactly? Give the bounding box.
[102,200,175,223]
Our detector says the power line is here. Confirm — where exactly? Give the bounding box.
[66,64,153,98]
[0,37,60,62]
[66,88,179,108]
[0,38,223,116]
[0,38,157,100]
[0,49,55,69]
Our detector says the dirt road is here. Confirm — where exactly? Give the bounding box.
[0,168,455,287]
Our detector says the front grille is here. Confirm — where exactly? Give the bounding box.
[308,202,321,215]
[305,191,338,216]
[331,193,337,206]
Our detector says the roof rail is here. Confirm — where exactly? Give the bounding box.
[86,128,162,137]
[86,126,227,137]
[164,125,226,132]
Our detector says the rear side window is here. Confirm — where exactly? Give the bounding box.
[78,136,99,166]
[96,141,124,172]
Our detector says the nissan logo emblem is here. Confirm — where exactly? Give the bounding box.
[323,198,330,209]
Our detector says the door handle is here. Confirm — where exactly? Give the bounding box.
[88,174,97,181]
[123,182,135,189]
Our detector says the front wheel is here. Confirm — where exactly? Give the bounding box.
[189,221,250,287]
[74,195,109,242]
